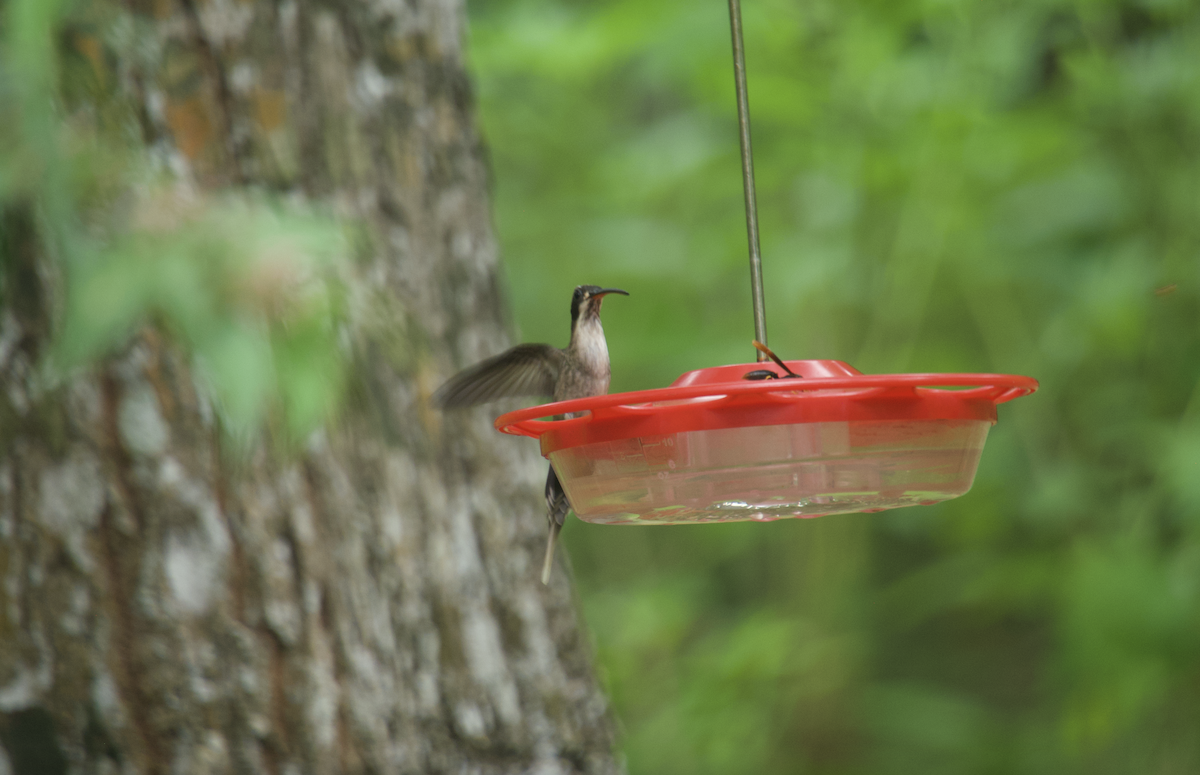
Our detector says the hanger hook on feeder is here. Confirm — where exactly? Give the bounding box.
[743,341,802,380]
[727,0,769,363]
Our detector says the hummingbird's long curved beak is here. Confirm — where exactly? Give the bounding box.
[594,288,629,297]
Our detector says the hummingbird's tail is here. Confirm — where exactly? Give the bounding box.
[543,465,571,585]
[541,521,562,585]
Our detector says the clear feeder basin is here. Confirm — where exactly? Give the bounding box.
[496,360,1037,525]
[550,417,990,524]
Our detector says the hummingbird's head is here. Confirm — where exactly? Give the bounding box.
[571,285,628,323]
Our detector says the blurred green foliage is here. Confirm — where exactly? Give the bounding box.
[466,0,1200,772]
[60,192,347,437]
[0,0,347,441]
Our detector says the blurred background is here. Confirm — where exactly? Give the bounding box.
[464,0,1200,773]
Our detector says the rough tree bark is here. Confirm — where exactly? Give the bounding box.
[0,1,621,773]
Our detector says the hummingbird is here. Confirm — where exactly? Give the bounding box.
[433,285,629,584]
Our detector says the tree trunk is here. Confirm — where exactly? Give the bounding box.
[0,1,621,773]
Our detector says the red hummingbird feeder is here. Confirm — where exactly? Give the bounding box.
[495,0,1037,525]
[497,360,1035,524]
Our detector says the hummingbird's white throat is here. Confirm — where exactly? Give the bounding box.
[570,315,611,381]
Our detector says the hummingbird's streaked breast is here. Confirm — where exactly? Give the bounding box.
[558,316,611,401]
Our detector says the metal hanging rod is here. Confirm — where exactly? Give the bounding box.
[726,0,768,362]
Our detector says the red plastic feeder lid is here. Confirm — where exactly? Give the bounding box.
[496,360,1038,455]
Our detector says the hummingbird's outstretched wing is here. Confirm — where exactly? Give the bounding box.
[433,344,567,408]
